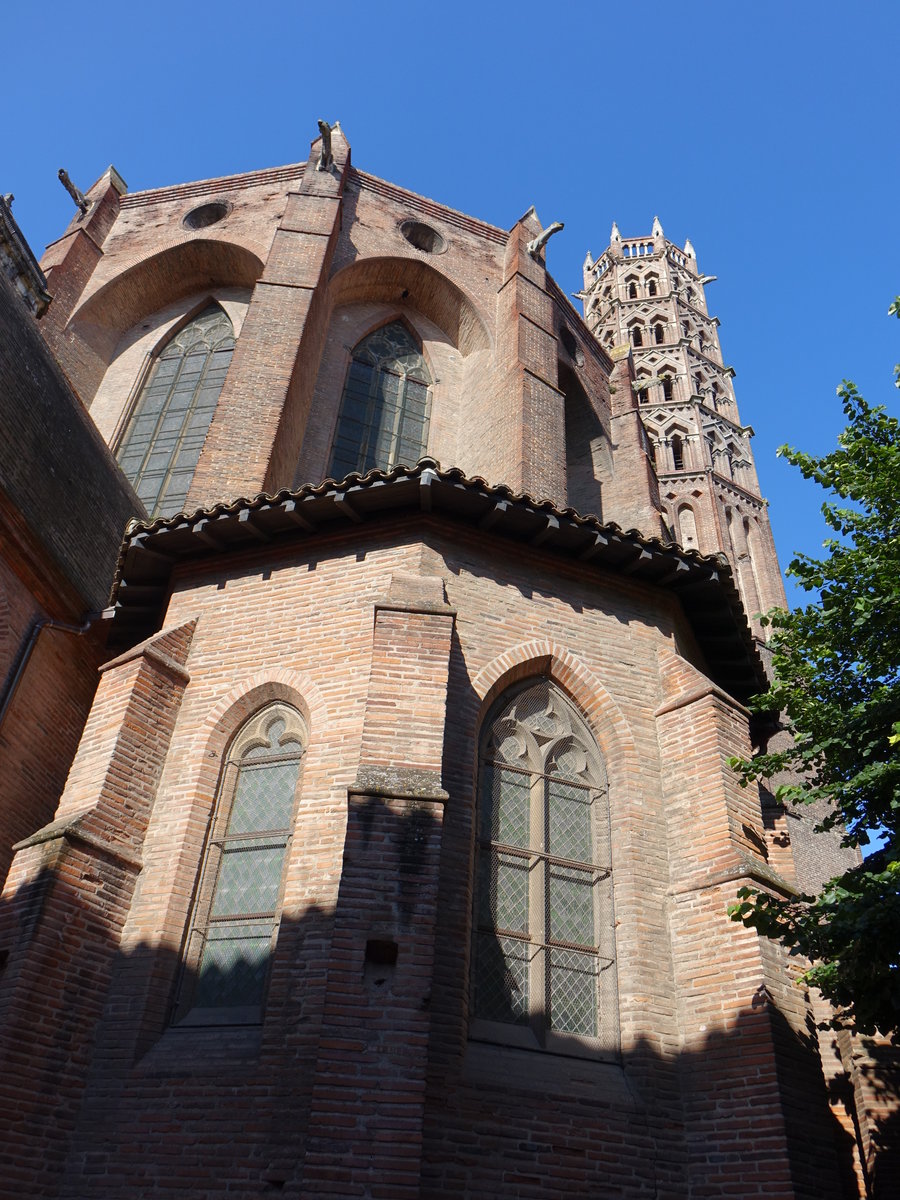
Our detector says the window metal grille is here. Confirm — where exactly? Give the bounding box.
[117,304,234,518]
[472,681,618,1055]
[329,322,431,479]
[174,705,305,1025]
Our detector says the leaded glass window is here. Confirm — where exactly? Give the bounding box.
[117,304,234,518]
[174,704,305,1026]
[328,321,431,479]
[471,680,618,1056]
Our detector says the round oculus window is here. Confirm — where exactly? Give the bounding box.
[183,200,231,230]
[399,219,445,254]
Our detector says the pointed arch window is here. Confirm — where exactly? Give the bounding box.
[174,703,306,1025]
[329,321,432,479]
[671,433,685,470]
[471,680,618,1057]
[117,304,234,518]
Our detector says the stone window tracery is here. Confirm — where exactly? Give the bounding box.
[471,680,618,1057]
[174,703,306,1026]
[329,321,432,479]
[116,303,234,518]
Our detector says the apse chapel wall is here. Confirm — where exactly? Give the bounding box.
[7,135,872,1196]
[44,157,624,530]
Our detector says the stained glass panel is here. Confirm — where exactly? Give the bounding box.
[117,304,234,518]
[481,766,530,847]
[228,761,300,834]
[176,704,305,1024]
[478,849,530,933]
[548,864,594,946]
[473,680,616,1050]
[210,841,286,917]
[193,922,273,1010]
[474,932,530,1024]
[547,779,593,862]
[329,322,432,478]
[548,947,598,1036]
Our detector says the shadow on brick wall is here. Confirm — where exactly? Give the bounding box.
[0,821,896,1199]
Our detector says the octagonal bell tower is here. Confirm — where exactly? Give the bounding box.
[581,219,786,631]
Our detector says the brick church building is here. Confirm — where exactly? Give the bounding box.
[0,122,894,1197]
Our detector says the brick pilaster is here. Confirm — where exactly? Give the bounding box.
[38,167,127,401]
[489,211,566,501]
[656,648,843,1198]
[186,128,351,507]
[0,620,195,1197]
[605,343,666,536]
[299,572,453,1198]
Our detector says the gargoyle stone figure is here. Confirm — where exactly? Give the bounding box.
[526,221,564,259]
[58,169,88,214]
[316,120,334,172]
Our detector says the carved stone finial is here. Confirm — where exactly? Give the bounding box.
[58,169,88,214]
[526,221,564,259]
[316,120,335,172]
[652,215,664,238]
[684,237,696,258]
[3,194,13,207]
[610,221,621,242]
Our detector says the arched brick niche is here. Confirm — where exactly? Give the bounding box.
[291,258,492,486]
[328,257,490,357]
[64,240,265,404]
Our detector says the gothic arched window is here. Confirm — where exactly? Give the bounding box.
[471,680,617,1056]
[329,322,432,479]
[117,304,234,518]
[174,703,306,1025]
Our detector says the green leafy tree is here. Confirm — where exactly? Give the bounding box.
[729,300,900,1038]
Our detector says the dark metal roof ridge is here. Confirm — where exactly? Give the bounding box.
[111,458,767,702]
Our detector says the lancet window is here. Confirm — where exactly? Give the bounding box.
[329,321,432,479]
[471,680,618,1056]
[117,303,234,518]
[174,704,306,1025]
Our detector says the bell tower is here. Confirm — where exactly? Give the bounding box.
[581,219,786,630]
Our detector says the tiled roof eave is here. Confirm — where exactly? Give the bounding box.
[111,459,768,703]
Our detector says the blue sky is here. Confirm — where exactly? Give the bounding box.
[6,1,898,603]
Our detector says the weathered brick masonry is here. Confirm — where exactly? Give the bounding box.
[0,124,894,1198]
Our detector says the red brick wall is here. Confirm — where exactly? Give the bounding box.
[0,523,856,1197]
[0,559,107,889]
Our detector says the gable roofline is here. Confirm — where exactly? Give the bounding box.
[111,459,769,706]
